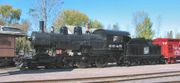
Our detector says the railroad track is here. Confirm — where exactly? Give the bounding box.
[7,70,180,83]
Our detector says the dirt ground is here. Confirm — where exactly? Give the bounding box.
[1,64,180,82]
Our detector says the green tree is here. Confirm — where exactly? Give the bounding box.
[133,12,154,39]
[90,19,103,29]
[12,20,30,32]
[112,23,119,30]
[16,37,31,55]
[0,5,21,25]
[12,20,31,54]
[166,31,173,38]
[176,33,180,39]
[0,20,5,25]
[54,9,89,30]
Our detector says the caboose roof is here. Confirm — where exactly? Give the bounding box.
[0,31,26,37]
[93,29,130,37]
[153,38,180,42]
[0,26,26,37]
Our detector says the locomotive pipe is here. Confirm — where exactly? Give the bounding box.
[39,21,45,32]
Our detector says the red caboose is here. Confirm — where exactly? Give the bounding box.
[153,38,180,64]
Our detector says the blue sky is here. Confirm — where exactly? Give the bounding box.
[0,0,180,37]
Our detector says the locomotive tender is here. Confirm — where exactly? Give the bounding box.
[18,26,165,70]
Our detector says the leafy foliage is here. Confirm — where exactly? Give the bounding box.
[16,37,31,54]
[12,20,30,32]
[54,9,89,30]
[134,12,154,39]
[0,5,21,25]
[112,23,119,30]
[0,20,5,25]
[12,20,31,54]
[90,19,103,29]
[166,31,173,38]
[176,33,180,39]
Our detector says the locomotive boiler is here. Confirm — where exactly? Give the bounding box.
[31,28,104,50]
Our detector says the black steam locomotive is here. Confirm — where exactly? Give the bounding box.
[17,26,165,70]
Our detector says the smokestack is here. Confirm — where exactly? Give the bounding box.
[39,21,45,32]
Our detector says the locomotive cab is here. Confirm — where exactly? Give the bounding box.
[93,29,131,50]
[108,36,125,50]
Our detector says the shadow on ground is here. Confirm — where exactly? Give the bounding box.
[0,67,74,77]
[0,64,119,77]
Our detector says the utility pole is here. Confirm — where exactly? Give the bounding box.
[42,0,47,32]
